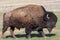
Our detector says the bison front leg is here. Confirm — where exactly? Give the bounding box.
[25,27,32,39]
[10,26,16,38]
[38,29,45,37]
[1,25,8,38]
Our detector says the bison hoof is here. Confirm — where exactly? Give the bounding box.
[12,36,16,38]
[1,36,4,39]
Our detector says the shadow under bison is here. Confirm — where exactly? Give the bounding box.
[5,33,56,38]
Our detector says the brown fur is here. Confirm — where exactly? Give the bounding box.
[1,4,48,38]
[3,4,46,29]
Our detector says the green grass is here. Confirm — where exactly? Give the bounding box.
[0,12,60,40]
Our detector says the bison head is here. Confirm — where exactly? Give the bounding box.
[44,12,57,33]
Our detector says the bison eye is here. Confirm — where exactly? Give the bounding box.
[46,14,50,19]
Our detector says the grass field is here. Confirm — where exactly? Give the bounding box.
[0,11,60,40]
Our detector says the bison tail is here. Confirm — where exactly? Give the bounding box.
[3,13,6,20]
[3,13,6,18]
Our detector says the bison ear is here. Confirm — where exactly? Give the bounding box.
[46,14,50,19]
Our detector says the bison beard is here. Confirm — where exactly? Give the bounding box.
[1,4,57,39]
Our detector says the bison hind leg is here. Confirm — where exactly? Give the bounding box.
[1,25,8,38]
[10,26,16,38]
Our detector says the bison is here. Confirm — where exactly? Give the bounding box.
[1,4,57,39]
